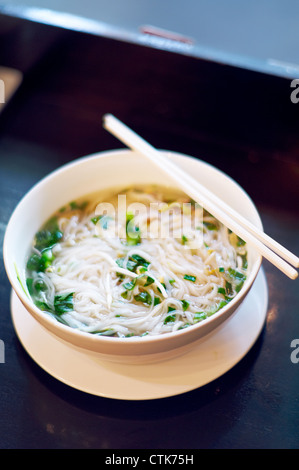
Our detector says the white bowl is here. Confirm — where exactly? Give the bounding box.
[3,149,262,364]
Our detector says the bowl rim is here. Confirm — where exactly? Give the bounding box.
[3,148,262,347]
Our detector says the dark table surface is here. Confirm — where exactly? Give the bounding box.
[0,10,299,451]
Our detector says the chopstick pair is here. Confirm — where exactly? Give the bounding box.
[103,114,299,280]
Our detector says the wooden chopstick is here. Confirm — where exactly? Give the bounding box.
[103,114,299,280]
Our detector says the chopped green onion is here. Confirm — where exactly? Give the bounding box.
[208,300,229,316]
[182,235,188,245]
[235,281,245,293]
[144,276,155,287]
[123,279,136,290]
[157,282,166,293]
[240,253,248,270]
[194,312,207,323]
[27,247,55,273]
[228,268,246,282]
[92,214,111,229]
[131,254,150,268]
[91,215,102,224]
[184,274,196,282]
[179,323,191,330]
[134,291,152,305]
[139,266,148,274]
[93,329,115,336]
[164,313,176,324]
[181,299,190,311]
[69,201,79,210]
[216,300,229,311]
[69,200,88,210]
[116,254,150,273]
[225,281,233,296]
[237,236,246,246]
[203,221,218,231]
[167,306,176,313]
[126,212,141,245]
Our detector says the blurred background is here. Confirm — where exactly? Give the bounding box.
[1,0,299,68]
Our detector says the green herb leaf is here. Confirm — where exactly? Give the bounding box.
[27,253,42,272]
[34,217,63,251]
[35,300,51,311]
[26,278,34,295]
[54,293,74,315]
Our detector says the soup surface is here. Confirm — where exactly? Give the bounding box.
[26,185,248,337]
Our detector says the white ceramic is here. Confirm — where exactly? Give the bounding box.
[10,268,268,400]
[3,149,262,364]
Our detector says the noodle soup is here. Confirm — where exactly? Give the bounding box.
[25,185,248,338]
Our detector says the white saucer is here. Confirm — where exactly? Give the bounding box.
[11,268,268,401]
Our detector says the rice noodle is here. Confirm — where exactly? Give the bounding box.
[26,185,248,338]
